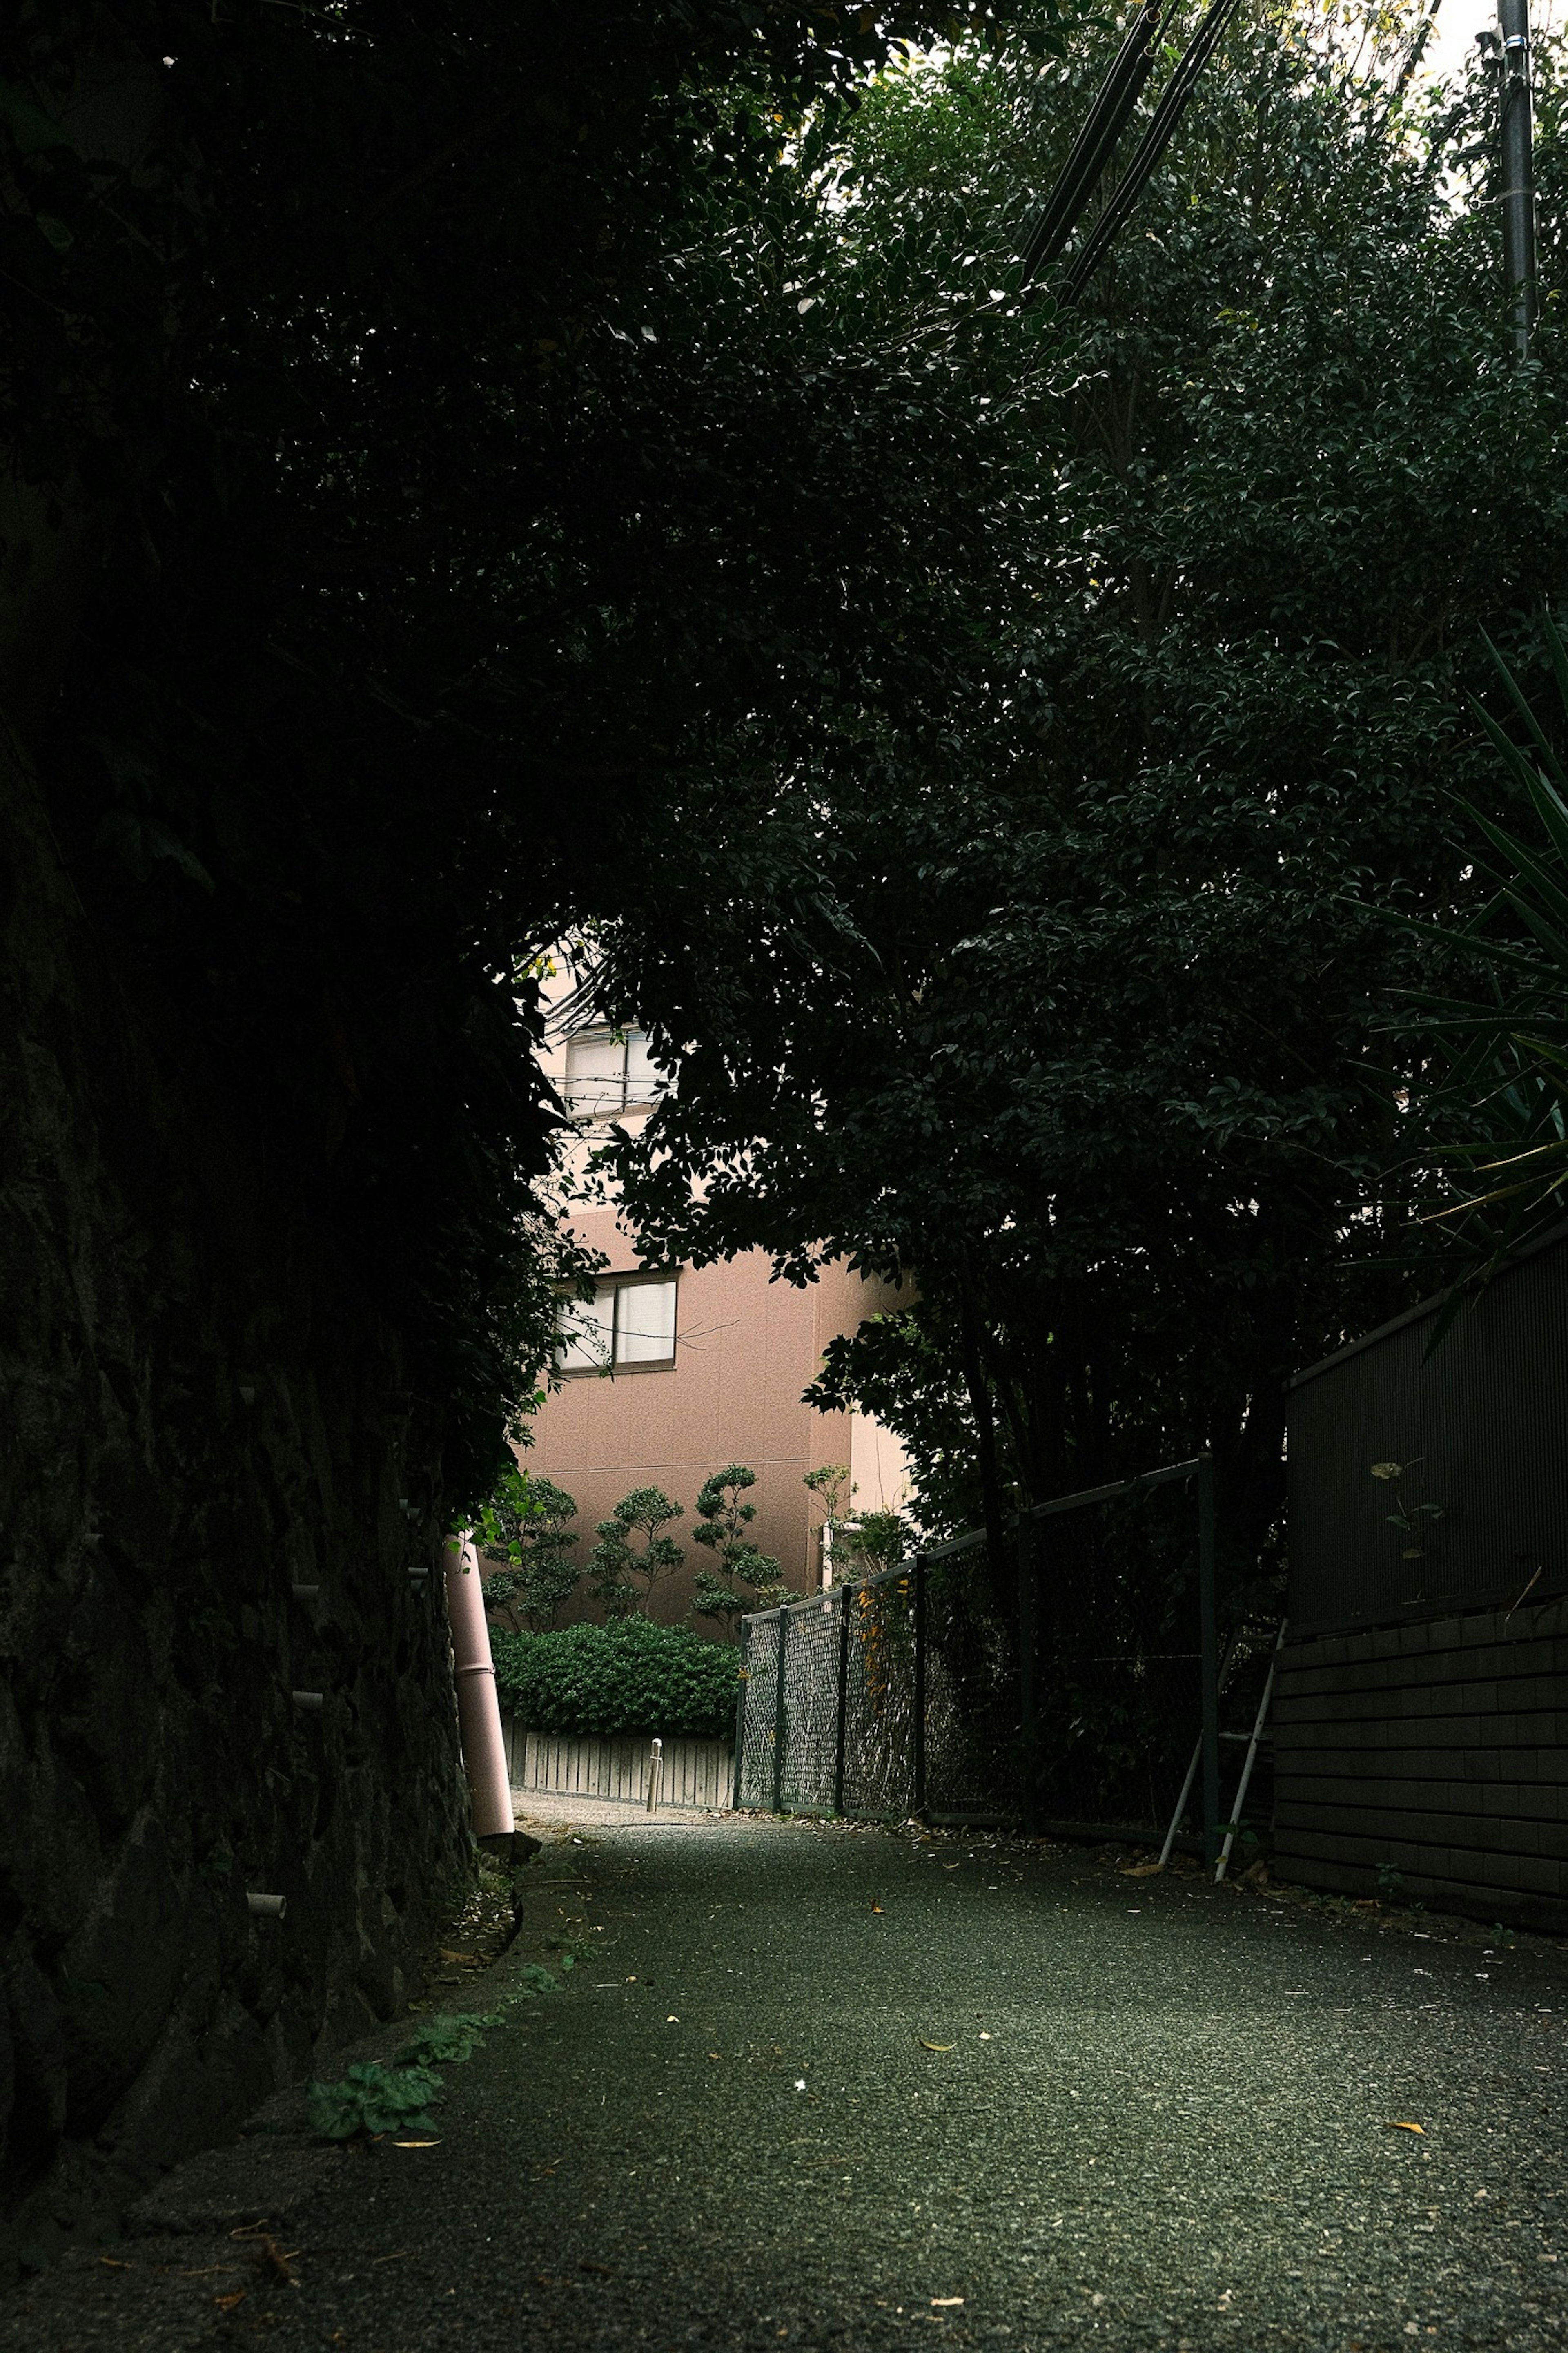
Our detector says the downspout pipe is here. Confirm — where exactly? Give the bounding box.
[443,1534,517,1849]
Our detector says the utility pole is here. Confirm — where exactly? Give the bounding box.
[1498,0,1537,361]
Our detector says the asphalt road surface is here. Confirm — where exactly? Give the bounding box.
[7,1814,1566,2351]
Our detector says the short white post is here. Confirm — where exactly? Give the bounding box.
[646,1736,664,1814]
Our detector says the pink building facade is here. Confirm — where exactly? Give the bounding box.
[515,992,911,1626]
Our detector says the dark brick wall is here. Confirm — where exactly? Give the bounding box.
[1273,1598,1568,1932]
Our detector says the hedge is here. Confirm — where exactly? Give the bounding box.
[490,1619,741,1739]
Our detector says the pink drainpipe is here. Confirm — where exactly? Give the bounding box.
[443,1535,515,1840]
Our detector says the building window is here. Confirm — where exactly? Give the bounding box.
[563,1027,664,1119]
[556,1275,678,1373]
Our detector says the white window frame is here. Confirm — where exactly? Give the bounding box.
[555,1272,679,1376]
[561,1026,665,1121]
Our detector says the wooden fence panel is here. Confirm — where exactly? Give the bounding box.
[499,1720,733,1811]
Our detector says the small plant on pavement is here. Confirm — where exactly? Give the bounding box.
[306,2061,443,2140]
[514,1961,561,1994]
[692,1465,785,1630]
[397,2012,502,2066]
[588,1486,685,1618]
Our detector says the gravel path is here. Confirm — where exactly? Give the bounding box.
[7,1815,1566,2350]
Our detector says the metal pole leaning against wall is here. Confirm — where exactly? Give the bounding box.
[772,1605,790,1814]
[732,1617,752,1811]
[833,1584,851,1817]
[1197,1452,1220,1868]
[912,1555,929,1818]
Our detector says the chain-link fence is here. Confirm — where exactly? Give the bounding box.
[734,1537,1028,1821]
[735,1455,1279,1856]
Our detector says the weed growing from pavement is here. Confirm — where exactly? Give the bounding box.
[306,2060,444,2139]
[398,2011,505,2066]
[310,1965,567,2139]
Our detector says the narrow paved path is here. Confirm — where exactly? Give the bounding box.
[9,1817,1567,2350]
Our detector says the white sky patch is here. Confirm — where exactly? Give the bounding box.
[1419,0,1562,81]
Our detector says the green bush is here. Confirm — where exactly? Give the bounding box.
[491,1619,741,1738]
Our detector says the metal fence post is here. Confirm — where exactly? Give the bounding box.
[732,1617,751,1811]
[1198,1450,1219,1867]
[771,1606,789,1814]
[912,1555,928,1819]
[833,1584,851,1816]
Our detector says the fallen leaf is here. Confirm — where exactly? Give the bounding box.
[439,1949,479,1965]
[214,2291,247,2311]
[931,2297,965,2308]
[918,2039,956,2052]
[372,2250,412,2264]
[1122,1861,1163,1878]
[97,2257,130,2269]
[393,2139,442,2148]
[1383,2121,1425,2134]
[871,1903,884,1914]
[666,2015,679,2023]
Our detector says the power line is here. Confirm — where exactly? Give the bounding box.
[1019,0,1246,310]
[1060,0,1246,305]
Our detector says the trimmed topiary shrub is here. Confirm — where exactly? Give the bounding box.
[491,1619,741,1739]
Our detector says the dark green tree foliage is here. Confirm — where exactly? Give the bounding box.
[476,1469,581,1630]
[690,1464,785,1628]
[1384,619,1568,1269]
[2,0,1028,1506]
[594,6,1568,1586]
[491,1619,739,1738]
[587,1487,686,1619]
[844,1510,910,1577]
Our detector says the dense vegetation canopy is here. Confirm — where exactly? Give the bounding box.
[12,0,1567,1583]
[573,3,1568,1590]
